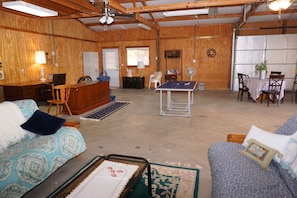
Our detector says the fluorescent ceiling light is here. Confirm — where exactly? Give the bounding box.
[269,0,292,11]
[2,1,58,17]
[163,8,209,17]
[138,23,151,31]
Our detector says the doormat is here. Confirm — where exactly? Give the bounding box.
[129,162,200,198]
[80,101,131,121]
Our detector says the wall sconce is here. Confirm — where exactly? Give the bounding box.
[269,0,293,11]
[35,50,46,82]
[137,61,145,77]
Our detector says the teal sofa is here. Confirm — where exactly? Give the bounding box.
[0,99,86,197]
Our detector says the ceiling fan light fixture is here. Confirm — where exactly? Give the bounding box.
[100,16,106,24]
[269,0,292,11]
[163,8,209,17]
[2,1,58,17]
[106,16,114,24]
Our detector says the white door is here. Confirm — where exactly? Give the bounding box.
[102,48,119,87]
[83,52,99,81]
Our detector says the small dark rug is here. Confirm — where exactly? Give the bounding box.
[80,101,130,121]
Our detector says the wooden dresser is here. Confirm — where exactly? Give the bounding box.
[67,81,110,115]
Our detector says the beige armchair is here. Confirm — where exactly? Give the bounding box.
[148,71,163,90]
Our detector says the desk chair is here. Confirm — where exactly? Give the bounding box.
[149,71,163,90]
[291,74,297,103]
[47,84,72,116]
[40,73,66,100]
[237,73,250,101]
[270,71,282,75]
[261,74,285,107]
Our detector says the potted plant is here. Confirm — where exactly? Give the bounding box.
[255,60,267,80]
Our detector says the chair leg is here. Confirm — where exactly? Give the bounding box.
[47,103,52,114]
[148,82,151,90]
[65,103,72,116]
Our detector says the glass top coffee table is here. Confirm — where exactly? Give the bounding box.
[48,154,151,198]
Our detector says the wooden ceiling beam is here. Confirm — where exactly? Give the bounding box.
[126,0,261,13]
[109,0,127,14]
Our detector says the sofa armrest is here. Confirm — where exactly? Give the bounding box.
[227,134,246,144]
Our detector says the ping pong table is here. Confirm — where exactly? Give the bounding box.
[155,81,197,118]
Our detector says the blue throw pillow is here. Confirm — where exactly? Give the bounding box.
[21,110,66,135]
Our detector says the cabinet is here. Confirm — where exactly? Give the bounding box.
[165,50,182,81]
[123,77,145,89]
[67,81,110,115]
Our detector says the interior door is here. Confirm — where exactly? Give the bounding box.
[83,52,99,81]
[102,48,119,87]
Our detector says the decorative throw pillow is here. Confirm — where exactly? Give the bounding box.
[0,101,27,153]
[21,110,66,135]
[239,138,280,171]
[242,125,292,162]
[279,132,297,179]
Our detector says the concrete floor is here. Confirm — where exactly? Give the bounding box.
[24,88,297,198]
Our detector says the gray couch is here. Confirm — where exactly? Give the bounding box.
[208,115,297,198]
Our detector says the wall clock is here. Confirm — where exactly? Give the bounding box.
[207,48,216,58]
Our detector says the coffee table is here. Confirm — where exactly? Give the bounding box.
[48,154,151,198]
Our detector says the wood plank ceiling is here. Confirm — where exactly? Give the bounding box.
[0,0,296,32]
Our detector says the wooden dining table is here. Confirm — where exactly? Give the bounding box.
[245,78,286,101]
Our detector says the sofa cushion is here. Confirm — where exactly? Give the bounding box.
[279,132,297,179]
[275,115,297,136]
[239,138,280,171]
[243,125,292,162]
[208,142,295,198]
[0,101,27,153]
[21,110,66,135]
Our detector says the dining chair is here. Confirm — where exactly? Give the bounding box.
[270,71,282,75]
[148,71,163,90]
[47,84,72,116]
[260,74,285,107]
[237,73,250,101]
[291,73,297,103]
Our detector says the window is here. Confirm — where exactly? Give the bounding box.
[126,47,149,66]
[104,51,117,70]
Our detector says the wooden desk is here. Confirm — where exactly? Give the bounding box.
[2,80,51,101]
[67,81,110,115]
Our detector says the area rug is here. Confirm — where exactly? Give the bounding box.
[129,163,200,198]
[80,101,131,121]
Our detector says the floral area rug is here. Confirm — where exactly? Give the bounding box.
[80,101,130,121]
[129,163,200,198]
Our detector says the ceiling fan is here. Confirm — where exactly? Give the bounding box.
[91,0,134,25]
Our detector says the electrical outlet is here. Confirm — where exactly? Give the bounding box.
[21,68,25,73]
[0,71,4,80]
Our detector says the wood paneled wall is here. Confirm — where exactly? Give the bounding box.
[0,9,296,90]
[0,11,96,85]
[98,24,234,90]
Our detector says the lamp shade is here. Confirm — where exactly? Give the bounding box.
[35,50,46,64]
[137,61,145,69]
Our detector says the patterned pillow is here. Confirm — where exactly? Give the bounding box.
[242,125,292,162]
[279,132,297,179]
[239,138,280,171]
